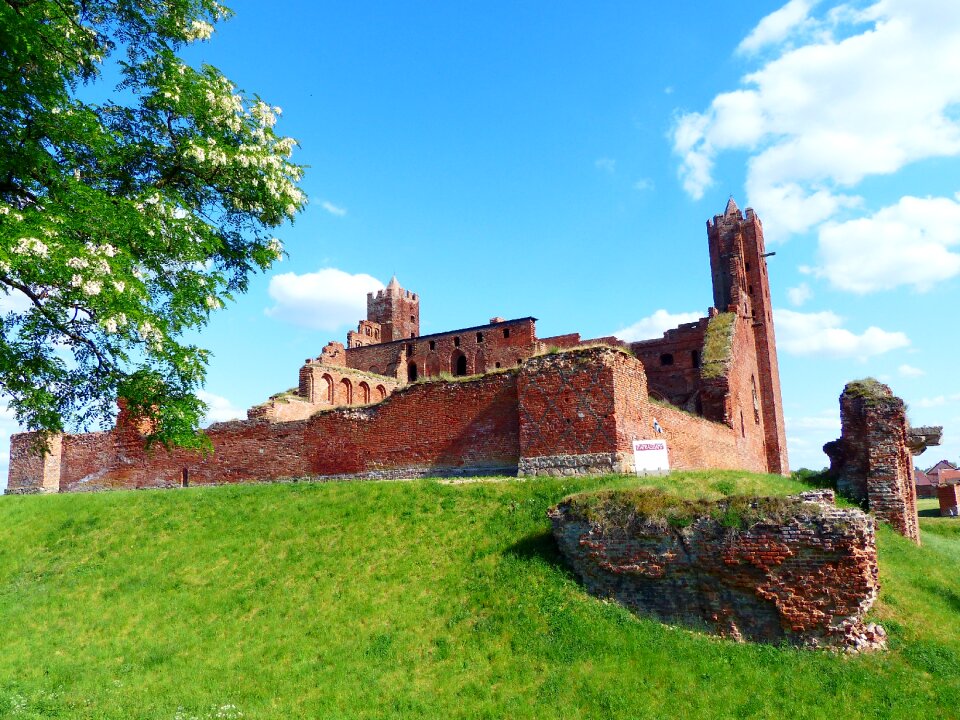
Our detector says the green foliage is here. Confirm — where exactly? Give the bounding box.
[0,0,305,445]
[700,312,735,379]
[0,471,957,717]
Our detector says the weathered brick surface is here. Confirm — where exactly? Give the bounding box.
[937,484,960,517]
[824,382,921,544]
[9,348,778,493]
[549,493,885,651]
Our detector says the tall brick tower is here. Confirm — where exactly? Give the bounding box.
[367,276,420,342]
[707,198,789,474]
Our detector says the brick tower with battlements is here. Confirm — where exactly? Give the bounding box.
[366,276,420,343]
[707,198,789,474]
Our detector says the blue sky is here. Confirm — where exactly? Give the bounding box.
[4,0,960,485]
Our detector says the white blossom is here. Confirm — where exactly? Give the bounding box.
[71,274,83,287]
[185,19,214,41]
[67,257,88,269]
[102,317,118,333]
[113,280,125,293]
[82,280,102,296]
[267,238,283,258]
[14,237,48,257]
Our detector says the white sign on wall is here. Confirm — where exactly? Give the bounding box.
[633,439,670,476]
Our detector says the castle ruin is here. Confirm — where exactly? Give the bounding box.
[7,200,790,493]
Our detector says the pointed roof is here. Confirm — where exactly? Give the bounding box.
[386,275,401,290]
[724,196,740,215]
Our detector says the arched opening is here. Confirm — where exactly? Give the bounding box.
[321,374,334,404]
[359,381,370,404]
[408,362,418,382]
[376,385,387,400]
[426,353,441,377]
[339,378,353,405]
[452,351,468,377]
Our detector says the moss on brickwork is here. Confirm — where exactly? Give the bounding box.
[700,312,735,379]
[843,378,894,405]
[560,487,820,532]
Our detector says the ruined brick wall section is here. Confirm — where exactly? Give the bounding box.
[825,383,921,544]
[649,403,766,474]
[517,348,627,476]
[631,319,709,411]
[549,497,885,651]
[6,433,63,494]
[346,318,538,382]
[52,372,521,492]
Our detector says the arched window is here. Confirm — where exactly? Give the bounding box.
[408,362,418,382]
[456,355,468,376]
[321,374,334,404]
[339,378,353,405]
[359,381,370,404]
[376,385,387,400]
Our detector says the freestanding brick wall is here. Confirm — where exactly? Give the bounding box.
[8,347,780,494]
[824,380,921,544]
[548,490,886,651]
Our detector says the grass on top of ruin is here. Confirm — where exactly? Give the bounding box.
[0,470,957,719]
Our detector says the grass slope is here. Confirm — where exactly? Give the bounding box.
[0,471,957,719]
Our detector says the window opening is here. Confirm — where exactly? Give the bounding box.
[476,332,484,343]
[408,363,418,382]
[660,353,674,366]
[691,350,701,368]
[454,336,460,347]
[502,328,510,338]
[181,469,189,488]
[455,354,467,376]
[429,340,435,351]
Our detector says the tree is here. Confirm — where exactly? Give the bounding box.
[0,0,305,447]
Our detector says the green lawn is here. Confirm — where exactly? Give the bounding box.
[0,471,957,719]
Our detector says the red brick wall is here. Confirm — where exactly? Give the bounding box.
[825,382,921,544]
[8,347,777,494]
[346,318,538,382]
[549,492,885,651]
[631,319,708,410]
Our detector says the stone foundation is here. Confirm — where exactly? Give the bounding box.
[548,490,885,651]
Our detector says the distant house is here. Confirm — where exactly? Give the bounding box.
[916,468,936,499]
[927,459,958,474]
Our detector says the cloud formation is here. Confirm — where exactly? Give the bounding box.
[196,390,246,425]
[774,308,909,358]
[614,309,702,342]
[815,194,960,292]
[673,1,960,242]
[786,283,812,306]
[265,268,384,331]
[321,200,347,217]
[898,364,924,377]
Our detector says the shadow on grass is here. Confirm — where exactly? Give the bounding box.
[918,506,943,518]
[503,530,567,569]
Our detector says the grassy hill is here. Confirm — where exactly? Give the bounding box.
[0,471,957,719]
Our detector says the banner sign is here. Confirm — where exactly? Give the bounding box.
[633,439,669,475]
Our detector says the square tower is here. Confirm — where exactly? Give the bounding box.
[367,276,420,342]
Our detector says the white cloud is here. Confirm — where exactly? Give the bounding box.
[595,157,616,173]
[321,201,347,217]
[913,392,960,409]
[196,390,245,425]
[265,268,384,331]
[673,1,960,241]
[786,282,812,306]
[774,308,909,358]
[815,194,960,292]
[633,178,655,191]
[898,364,925,377]
[614,309,703,342]
[738,0,819,55]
